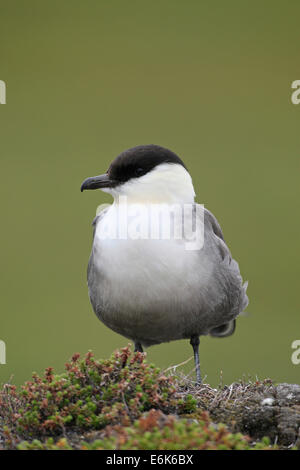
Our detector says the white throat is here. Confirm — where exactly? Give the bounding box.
[104,163,196,204]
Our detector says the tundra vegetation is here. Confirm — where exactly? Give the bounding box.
[0,346,299,450]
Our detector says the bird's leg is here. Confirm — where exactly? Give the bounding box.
[134,342,143,353]
[190,335,202,385]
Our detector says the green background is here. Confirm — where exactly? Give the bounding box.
[1,1,299,386]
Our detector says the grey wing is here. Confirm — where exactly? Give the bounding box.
[91,213,103,240]
[203,207,249,337]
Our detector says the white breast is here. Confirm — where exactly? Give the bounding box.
[90,203,215,344]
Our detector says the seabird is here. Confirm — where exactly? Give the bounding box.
[81,145,248,384]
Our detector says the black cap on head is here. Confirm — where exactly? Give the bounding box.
[108,145,187,183]
[81,144,186,191]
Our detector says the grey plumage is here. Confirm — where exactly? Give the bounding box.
[87,206,248,347]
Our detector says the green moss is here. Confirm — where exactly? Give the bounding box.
[17,410,276,450]
[18,438,72,450]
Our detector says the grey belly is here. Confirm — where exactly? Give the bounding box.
[87,257,239,347]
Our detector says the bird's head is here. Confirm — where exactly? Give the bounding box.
[81,145,195,204]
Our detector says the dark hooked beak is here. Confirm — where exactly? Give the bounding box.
[80,174,116,192]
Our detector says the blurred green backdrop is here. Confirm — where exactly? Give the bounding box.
[0,0,299,387]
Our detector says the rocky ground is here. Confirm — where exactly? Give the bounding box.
[179,380,300,448]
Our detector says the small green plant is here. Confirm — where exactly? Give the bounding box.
[17,437,72,450]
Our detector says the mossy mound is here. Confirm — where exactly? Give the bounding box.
[0,347,194,439]
[17,410,272,450]
[0,346,298,450]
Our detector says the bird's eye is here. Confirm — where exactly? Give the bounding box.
[135,168,145,177]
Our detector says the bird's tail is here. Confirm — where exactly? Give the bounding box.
[209,319,236,338]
